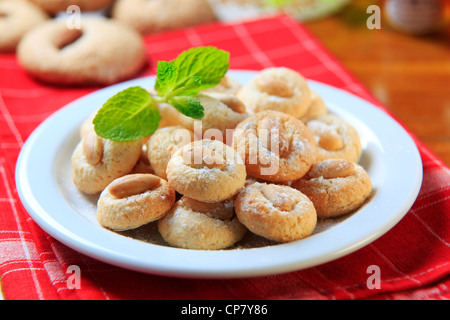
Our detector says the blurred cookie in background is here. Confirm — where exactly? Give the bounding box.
[27,0,115,15]
[0,0,49,53]
[111,0,217,35]
[17,18,147,86]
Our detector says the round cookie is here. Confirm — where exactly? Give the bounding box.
[72,126,143,194]
[130,144,154,174]
[97,174,176,231]
[146,126,195,180]
[291,159,372,218]
[299,90,328,122]
[79,109,98,138]
[158,94,248,137]
[203,75,242,96]
[232,110,317,182]
[157,196,247,250]
[166,139,246,203]
[235,182,317,243]
[111,0,217,35]
[237,67,312,118]
[306,114,362,163]
[0,0,48,53]
[29,0,114,15]
[17,18,146,85]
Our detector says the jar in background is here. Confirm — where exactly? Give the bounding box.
[382,0,447,35]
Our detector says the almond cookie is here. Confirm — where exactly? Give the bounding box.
[97,174,176,231]
[166,139,246,203]
[291,159,372,218]
[237,67,312,118]
[299,90,328,122]
[111,0,217,35]
[232,110,317,182]
[72,126,143,194]
[235,182,317,243]
[130,144,154,174]
[0,0,48,53]
[158,196,247,250]
[146,126,195,180]
[17,18,146,85]
[29,0,114,15]
[203,75,242,96]
[158,94,248,137]
[306,114,362,163]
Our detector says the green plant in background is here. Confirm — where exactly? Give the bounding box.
[265,0,335,8]
[264,0,351,21]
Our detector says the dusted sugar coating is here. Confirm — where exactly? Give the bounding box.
[17,18,146,85]
[306,114,362,163]
[166,139,246,203]
[97,174,176,231]
[158,94,248,136]
[147,126,195,180]
[158,196,247,250]
[112,0,216,34]
[232,110,317,182]
[29,0,114,14]
[237,67,312,118]
[235,182,317,243]
[299,90,328,122]
[72,126,143,194]
[0,0,48,53]
[291,159,372,218]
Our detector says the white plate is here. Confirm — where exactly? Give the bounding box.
[15,70,423,278]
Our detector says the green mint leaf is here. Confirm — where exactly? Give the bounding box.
[93,86,161,141]
[171,75,202,97]
[169,96,204,120]
[155,46,230,98]
[154,61,178,96]
[173,46,230,93]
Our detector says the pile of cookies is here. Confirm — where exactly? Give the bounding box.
[72,67,373,250]
[1,0,217,85]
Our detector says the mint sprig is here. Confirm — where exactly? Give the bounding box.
[93,87,161,141]
[93,46,230,141]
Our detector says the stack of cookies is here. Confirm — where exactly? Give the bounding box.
[72,67,373,250]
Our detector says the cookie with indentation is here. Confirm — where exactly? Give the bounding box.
[306,114,362,163]
[237,67,312,118]
[166,139,246,203]
[111,0,216,35]
[299,90,328,122]
[130,144,154,174]
[29,0,114,15]
[71,126,143,194]
[235,182,317,243]
[232,110,317,182]
[146,126,195,180]
[291,159,372,218]
[97,174,176,231]
[17,18,146,85]
[159,94,248,137]
[0,0,48,53]
[157,196,247,250]
[203,75,242,96]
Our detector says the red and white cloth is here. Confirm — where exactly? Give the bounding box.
[0,15,449,300]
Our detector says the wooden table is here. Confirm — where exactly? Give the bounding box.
[304,2,450,166]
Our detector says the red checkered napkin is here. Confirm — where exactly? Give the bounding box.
[0,15,448,300]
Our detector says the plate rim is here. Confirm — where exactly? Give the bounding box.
[15,70,423,278]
